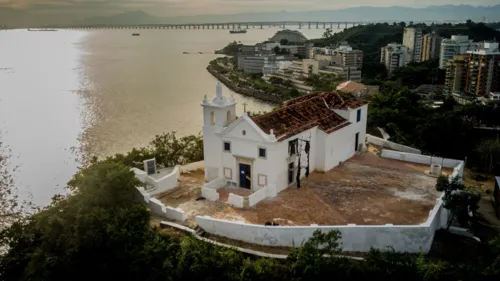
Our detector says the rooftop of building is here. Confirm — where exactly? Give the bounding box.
[250,91,368,141]
[336,81,367,93]
[155,152,449,226]
[467,42,500,55]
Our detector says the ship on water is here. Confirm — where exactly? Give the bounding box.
[229,29,247,34]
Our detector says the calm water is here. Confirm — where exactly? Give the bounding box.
[0,26,335,206]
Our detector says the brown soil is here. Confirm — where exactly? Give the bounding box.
[157,153,447,226]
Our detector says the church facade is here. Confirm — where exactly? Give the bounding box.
[202,82,368,194]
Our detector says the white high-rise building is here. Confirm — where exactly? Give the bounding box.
[402,28,423,63]
[439,35,479,69]
[381,43,409,77]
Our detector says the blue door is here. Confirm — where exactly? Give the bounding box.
[239,164,251,189]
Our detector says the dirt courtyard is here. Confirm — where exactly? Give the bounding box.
[156,152,448,226]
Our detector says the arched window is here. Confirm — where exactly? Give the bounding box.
[226,111,231,125]
[211,111,215,125]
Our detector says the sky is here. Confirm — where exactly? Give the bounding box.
[0,0,499,17]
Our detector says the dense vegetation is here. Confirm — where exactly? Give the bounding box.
[312,21,500,81]
[97,132,203,169]
[367,81,500,174]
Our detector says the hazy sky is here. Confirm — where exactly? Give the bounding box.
[0,0,499,17]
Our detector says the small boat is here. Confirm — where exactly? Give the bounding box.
[183,52,189,54]
[198,52,203,54]
[229,29,247,34]
[132,33,140,36]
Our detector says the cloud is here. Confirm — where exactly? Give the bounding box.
[0,0,498,17]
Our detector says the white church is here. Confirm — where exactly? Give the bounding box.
[202,82,368,194]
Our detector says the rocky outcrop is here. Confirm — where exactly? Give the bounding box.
[206,66,281,104]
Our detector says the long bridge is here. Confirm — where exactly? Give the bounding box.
[52,21,370,30]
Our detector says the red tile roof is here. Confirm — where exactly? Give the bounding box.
[251,91,368,141]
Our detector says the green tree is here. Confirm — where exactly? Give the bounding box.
[0,162,177,281]
[105,132,203,169]
[322,28,334,39]
[280,39,289,45]
[436,175,481,230]
[288,230,346,280]
[476,140,500,173]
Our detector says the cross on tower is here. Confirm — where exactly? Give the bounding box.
[243,102,248,113]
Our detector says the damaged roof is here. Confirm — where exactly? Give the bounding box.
[251,91,368,141]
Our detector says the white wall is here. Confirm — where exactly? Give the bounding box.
[131,166,180,197]
[367,135,422,154]
[228,193,245,208]
[135,187,185,222]
[381,150,464,170]
[202,178,227,190]
[196,195,446,253]
[202,187,220,201]
[201,177,226,201]
[275,127,319,192]
[147,166,181,196]
[315,130,327,171]
[323,124,355,171]
[249,186,269,207]
[222,118,275,192]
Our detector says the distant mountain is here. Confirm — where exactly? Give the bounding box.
[2,5,500,27]
[81,5,500,25]
[82,10,161,25]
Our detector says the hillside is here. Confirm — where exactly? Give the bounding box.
[81,5,500,25]
[310,21,500,80]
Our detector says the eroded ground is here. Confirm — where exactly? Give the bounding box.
[156,153,449,226]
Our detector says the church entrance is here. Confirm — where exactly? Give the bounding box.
[239,163,251,189]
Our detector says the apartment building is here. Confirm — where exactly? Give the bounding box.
[444,55,468,94]
[402,27,423,63]
[242,55,295,74]
[465,42,500,96]
[380,43,409,77]
[420,32,442,62]
[302,59,361,82]
[439,35,478,69]
[330,44,364,68]
[311,43,363,68]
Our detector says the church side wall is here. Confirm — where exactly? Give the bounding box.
[324,124,355,171]
[275,127,319,192]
